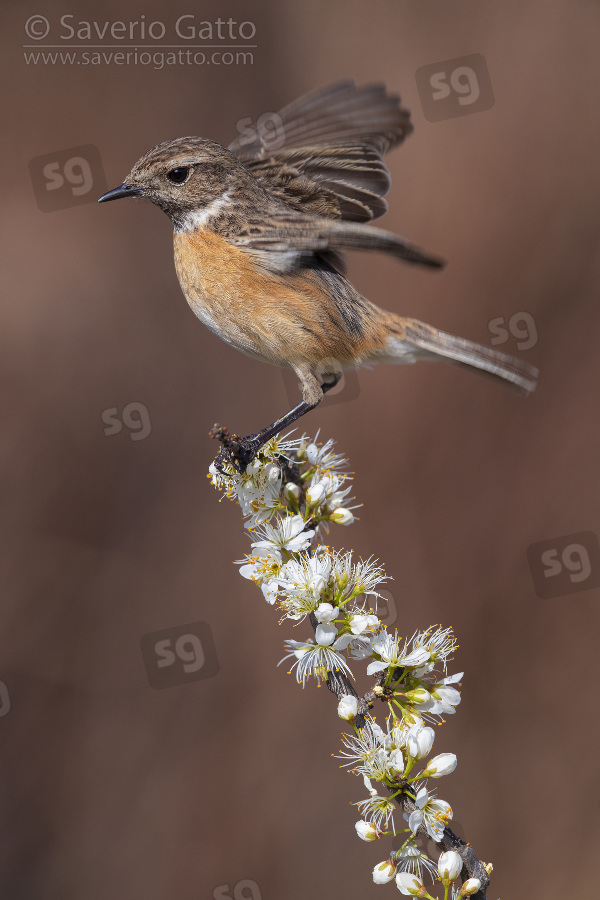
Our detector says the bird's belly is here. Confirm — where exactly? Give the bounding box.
[173,228,354,368]
[173,229,267,357]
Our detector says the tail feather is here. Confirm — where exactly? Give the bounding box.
[396,318,538,394]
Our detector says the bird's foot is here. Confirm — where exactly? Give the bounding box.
[209,424,263,475]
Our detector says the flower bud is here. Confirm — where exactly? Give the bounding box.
[372,859,397,884]
[349,613,379,635]
[422,752,457,778]
[404,688,431,704]
[395,871,425,896]
[433,685,461,707]
[284,482,300,503]
[267,464,281,483]
[330,507,354,525]
[337,695,358,721]
[306,443,319,464]
[437,850,462,882]
[406,725,435,759]
[306,482,326,506]
[355,820,378,841]
[458,878,482,896]
[310,576,328,597]
[387,748,405,776]
[402,708,424,727]
[315,623,337,646]
[314,602,338,624]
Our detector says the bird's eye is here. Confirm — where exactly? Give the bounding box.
[167,166,191,185]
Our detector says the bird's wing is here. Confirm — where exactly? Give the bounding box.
[228,81,413,222]
[230,216,445,275]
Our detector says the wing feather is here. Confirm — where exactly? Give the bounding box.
[231,216,445,275]
[228,81,413,222]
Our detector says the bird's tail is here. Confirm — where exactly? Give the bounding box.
[381,316,538,394]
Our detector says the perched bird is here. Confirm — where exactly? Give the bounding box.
[98,80,537,470]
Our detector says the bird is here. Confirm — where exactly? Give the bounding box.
[98,80,538,471]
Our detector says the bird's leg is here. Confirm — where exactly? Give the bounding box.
[211,369,341,474]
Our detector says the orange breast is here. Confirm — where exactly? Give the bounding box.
[172,229,359,367]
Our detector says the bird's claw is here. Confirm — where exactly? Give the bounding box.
[227,434,262,473]
[209,424,263,474]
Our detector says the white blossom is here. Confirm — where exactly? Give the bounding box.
[278,637,352,687]
[367,631,431,675]
[338,721,390,780]
[209,432,303,525]
[331,552,388,603]
[394,840,437,880]
[407,785,452,841]
[422,680,462,718]
[412,626,457,672]
[313,469,353,510]
[238,547,284,604]
[236,462,283,523]
[277,553,332,620]
[333,632,373,656]
[300,436,349,475]
[349,632,378,659]
[251,515,314,555]
[355,776,397,833]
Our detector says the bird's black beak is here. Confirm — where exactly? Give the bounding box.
[97,182,142,203]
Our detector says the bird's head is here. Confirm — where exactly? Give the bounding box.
[98,137,251,230]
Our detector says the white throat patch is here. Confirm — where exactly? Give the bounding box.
[178,191,231,232]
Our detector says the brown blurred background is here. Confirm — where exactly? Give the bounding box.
[2,1,600,897]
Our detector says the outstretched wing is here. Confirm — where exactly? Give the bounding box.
[230,215,445,275]
[228,81,413,222]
